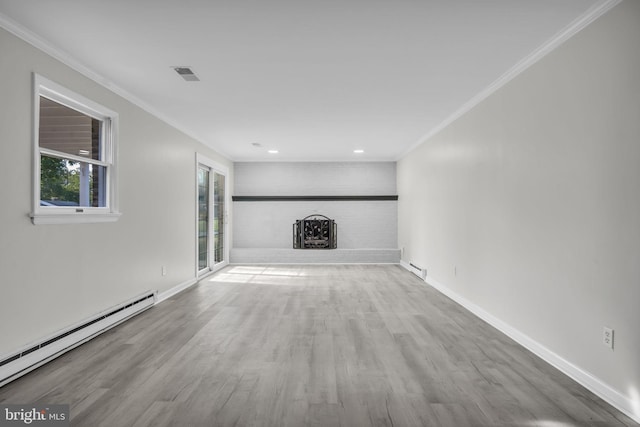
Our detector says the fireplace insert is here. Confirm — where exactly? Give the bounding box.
[293,215,337,249]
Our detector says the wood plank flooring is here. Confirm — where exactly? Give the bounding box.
[0,265,637,426]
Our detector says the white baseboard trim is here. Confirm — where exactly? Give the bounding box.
[399,262,640,423]
[155,278,198,304]
[155,264,228,305]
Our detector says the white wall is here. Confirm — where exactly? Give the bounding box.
[398,0,639,419]
[234,162,397,196]
[0,27,232,356]
[233,162,397,249]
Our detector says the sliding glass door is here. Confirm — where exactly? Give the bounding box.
[197,167,210,271]
[197,155,228,276]
[213,171,225,265]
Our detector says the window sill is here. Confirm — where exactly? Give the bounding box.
[30,212,122,225]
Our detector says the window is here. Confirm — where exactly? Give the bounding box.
[31,74,120,224]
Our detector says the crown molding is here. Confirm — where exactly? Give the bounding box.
[0,12,232,161]
[398,0,623,161]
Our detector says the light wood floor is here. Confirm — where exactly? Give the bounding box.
[0,265,636,427]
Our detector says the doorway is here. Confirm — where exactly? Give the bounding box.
[197,155,228,276]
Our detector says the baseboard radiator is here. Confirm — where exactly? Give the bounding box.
[0,291,156,387]
[408,262,427,280]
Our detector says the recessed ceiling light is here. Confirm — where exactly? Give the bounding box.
[268,150,279,154]
[353,149,364,154]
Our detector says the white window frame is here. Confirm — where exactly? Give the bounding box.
[31,74,120,225]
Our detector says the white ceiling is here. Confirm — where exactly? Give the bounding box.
[0,0,608,161]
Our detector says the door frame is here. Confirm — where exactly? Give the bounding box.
[196,153,229,277]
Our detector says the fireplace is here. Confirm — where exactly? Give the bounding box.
[293,215,337,249]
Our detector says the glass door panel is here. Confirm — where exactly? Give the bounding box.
[197,159,227,276]
[213,172,225,265]
[198,167,209,272]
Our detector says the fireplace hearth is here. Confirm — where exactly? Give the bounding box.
[293,215,337,249]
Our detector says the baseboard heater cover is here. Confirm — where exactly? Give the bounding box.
[409,262,427,280]
[0,291,156,387]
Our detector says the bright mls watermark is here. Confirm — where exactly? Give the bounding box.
[0,405,68,426]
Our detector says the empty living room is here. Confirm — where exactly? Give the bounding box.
[0,1,638,426]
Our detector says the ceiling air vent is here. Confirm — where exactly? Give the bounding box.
[173,66,200,82]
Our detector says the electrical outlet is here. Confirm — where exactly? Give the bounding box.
[603,327,614,350]
[162,266,167,276]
